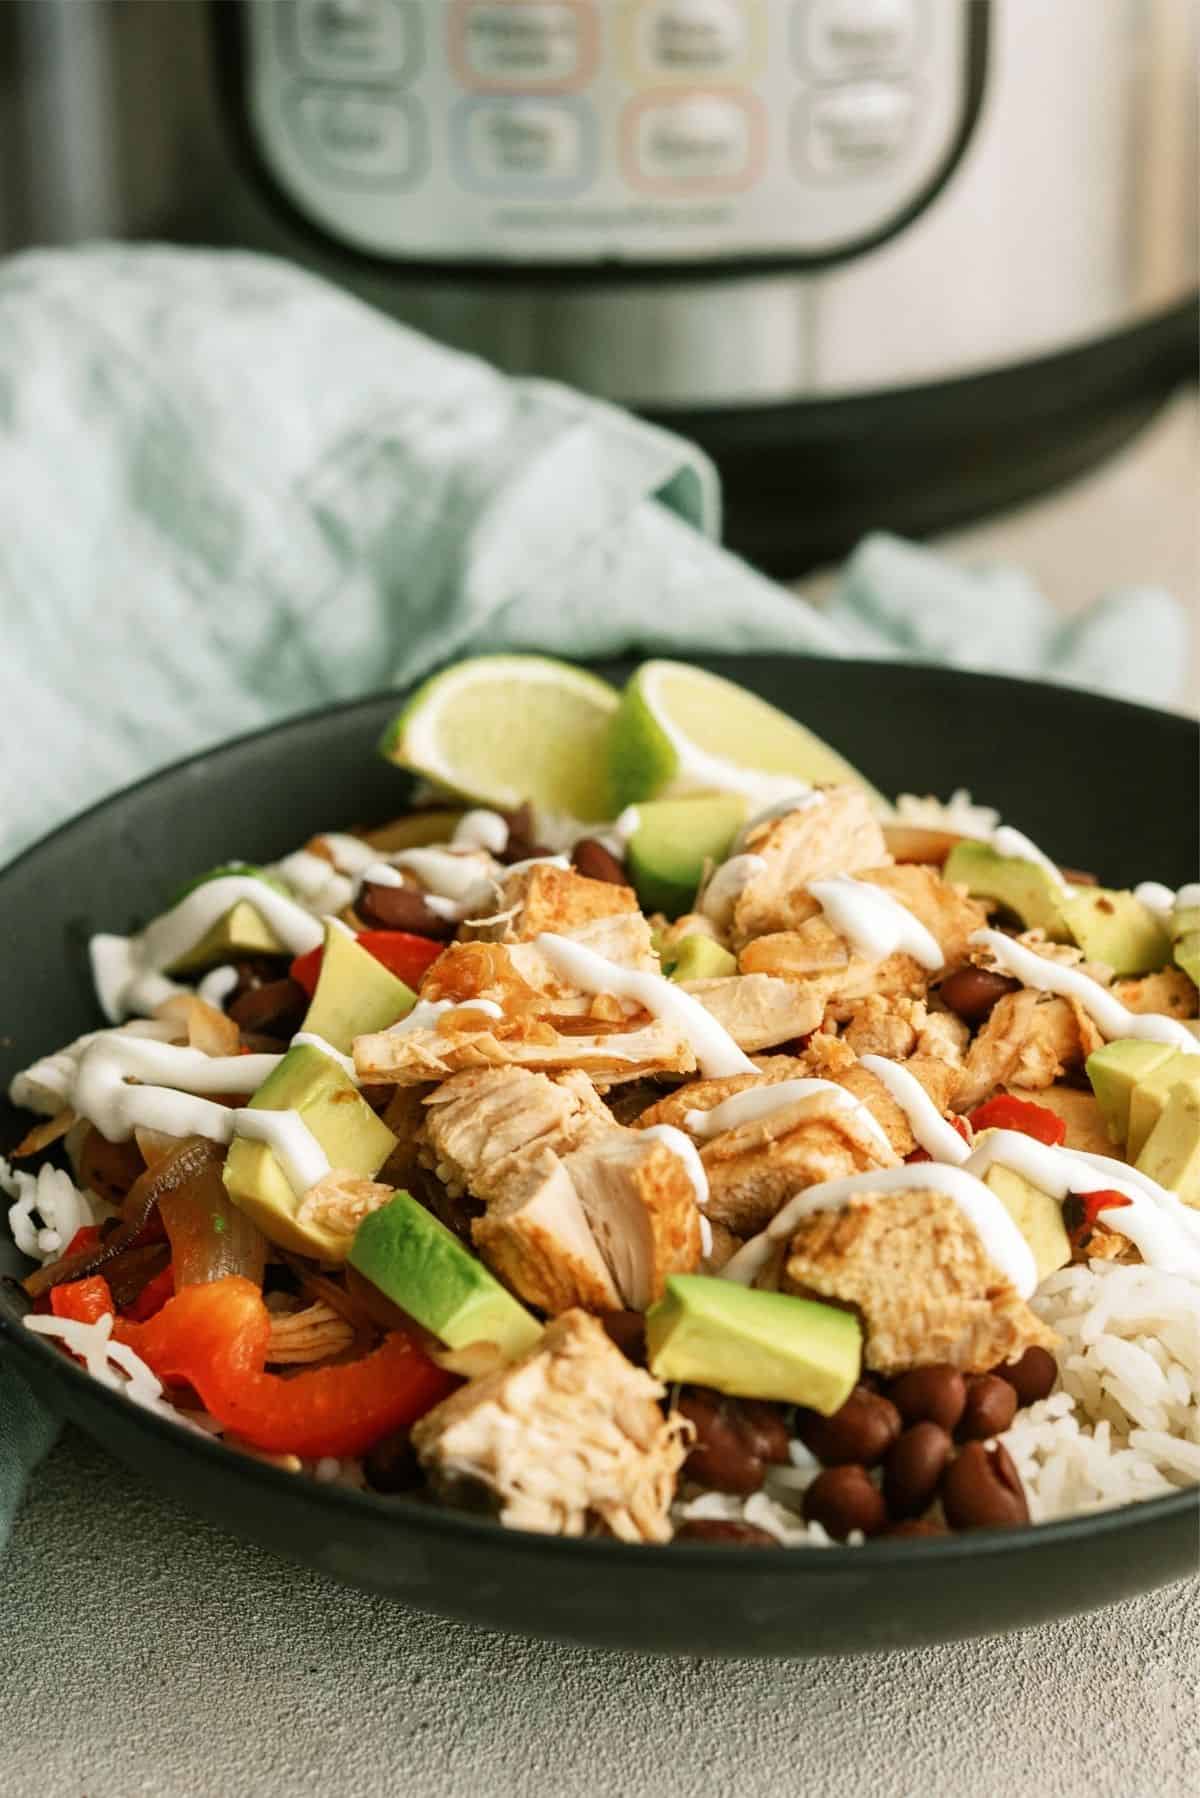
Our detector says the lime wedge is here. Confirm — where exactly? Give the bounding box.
[609,660,886,810]
[381,655,620,821]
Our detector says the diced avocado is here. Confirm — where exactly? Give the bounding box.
[644,1273,860,1415]
[301,919,415,1053]
[626,796,747,919]
[223,1043,396,1260]
[1171,905,1200,989]
[350,1190,542,1359]
[1086,1039,1179,1147]
[167,899,286,974]
[171,861,291,906]
[362,810,466,854]
[981,1160,1071,1282]
[942,840,1070,939]
[668,935,737,983]
[1127,1053,1200,1162]
[1136,1082,1200,1206]
[1059,890,1170,977]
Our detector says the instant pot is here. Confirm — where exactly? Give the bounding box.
[1,0,1195,567]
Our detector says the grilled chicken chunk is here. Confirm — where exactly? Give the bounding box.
[462,863,639,944]
[955,989,1104,1110]
[780,1189,1057,1374]
[564,1134,702,1309]
[412,1309,689,1542]
[679,973,824,1053]
[422,1067,701,1311]
[355,1013,695,1087]
[729,788,889,945]
[472,1149,622,1314]
[1113,967,1199,1020]
[635,1056,814,1132]
[697,1091,899,1236]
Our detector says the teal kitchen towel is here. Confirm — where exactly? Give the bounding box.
[0,244,1189,1544]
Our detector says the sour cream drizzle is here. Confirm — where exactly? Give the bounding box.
[70,1036,277,1143]
[535,933,756,1078]
[452,810,510,855]
[720,1163,1037,1298]
[682,1079,892,1157]
[290,1033,361,1082]
[91,878,323,1024]
[970,928,1200,1053]
[859,1055,971,1164]
[809,875,944,971]
[388,848,500,923]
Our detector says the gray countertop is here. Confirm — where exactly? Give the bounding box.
[2,391,1197,1798]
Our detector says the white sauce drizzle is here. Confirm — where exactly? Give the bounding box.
[809,875,944,971]
[317,834,382,877]
[535,933,756,1078]
[965,1131,1200,1281]
[359,862,405,889]
[196,964,239,1009]
[70,1036,276,1143]
[698,855,767,931]
[1178,883,1200,910]
[388,848,500,923]
[682,1079,892,1156]
[231,1109,331,1196]
[720,1163,1036,1298]
[452,810,510,855]
[501,854,572,879]
[272,850,355,915]
[91,877,323,1023]
[970,928,1200,1053]
[859,1055,971,1165]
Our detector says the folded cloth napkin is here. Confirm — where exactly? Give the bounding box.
[0,244,1188,1545]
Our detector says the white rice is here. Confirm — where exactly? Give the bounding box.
[1002,1258,1200,1521]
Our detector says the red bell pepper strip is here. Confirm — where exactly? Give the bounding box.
[122,1261,176,1323]
[112,1276,456,1458]
[1064,1188,1133,1250]
[290,930,442,999]
[61,1225,103,1261]
[906,1114,972,1164]
[968,1094,1067,1147]
[51,1276,115,1325]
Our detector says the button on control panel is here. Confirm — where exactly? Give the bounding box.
[246,0,975,262]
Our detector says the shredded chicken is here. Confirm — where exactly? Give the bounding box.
[412,1310,690,1542]
[295,1169,394,1237]
[265,1300,356,1366]
[462,863,639,944]
[730,788,890,945]
[956,990,1104,1110]
[841,993,921,1061]
[780,1190,1058,1373]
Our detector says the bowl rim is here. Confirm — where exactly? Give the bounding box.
[2,655,1197,1569]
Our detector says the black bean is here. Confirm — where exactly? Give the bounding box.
[676,1388,787,1495]
[992,1346,1058,1407]
[795,1386,902,1468]
[883,1422,952,1519]
[600,1310,647,1366]
[363,1430,423,1495]
[887,1365,967,1433]
[941,1442,1030,1530]
[358,882,454,939]
[228,977,308,1040]
[802,1465,888,1540]
[673,1520,778,1548]
[571,838,629,886]
[938,966,1022,1023]
[957,1374,1018,1442]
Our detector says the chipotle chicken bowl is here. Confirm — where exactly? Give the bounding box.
[2,655,1198,1657]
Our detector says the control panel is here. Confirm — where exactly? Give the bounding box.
[243,0,977,264]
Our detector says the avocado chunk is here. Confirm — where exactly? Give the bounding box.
[625,796,747,919]
[980,1158,1071,1282]
[301,919,415,1053]
[1136,1082,1200,1205]
[1059,890,1171,977]
[1170,902,1200,990]
[668,935,737,983]
[223,1043,396,1260]
[942,840,1070,939]
[166,864,292,974]
[1086,1040,1179,1147]
[350,1190,542,1358]
[1126,1053,1200,1162]
[644,1273,861,1414]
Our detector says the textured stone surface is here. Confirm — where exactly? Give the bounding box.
[1,1430,1197,1798]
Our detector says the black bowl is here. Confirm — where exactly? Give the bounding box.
[2,657,1197,1656]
